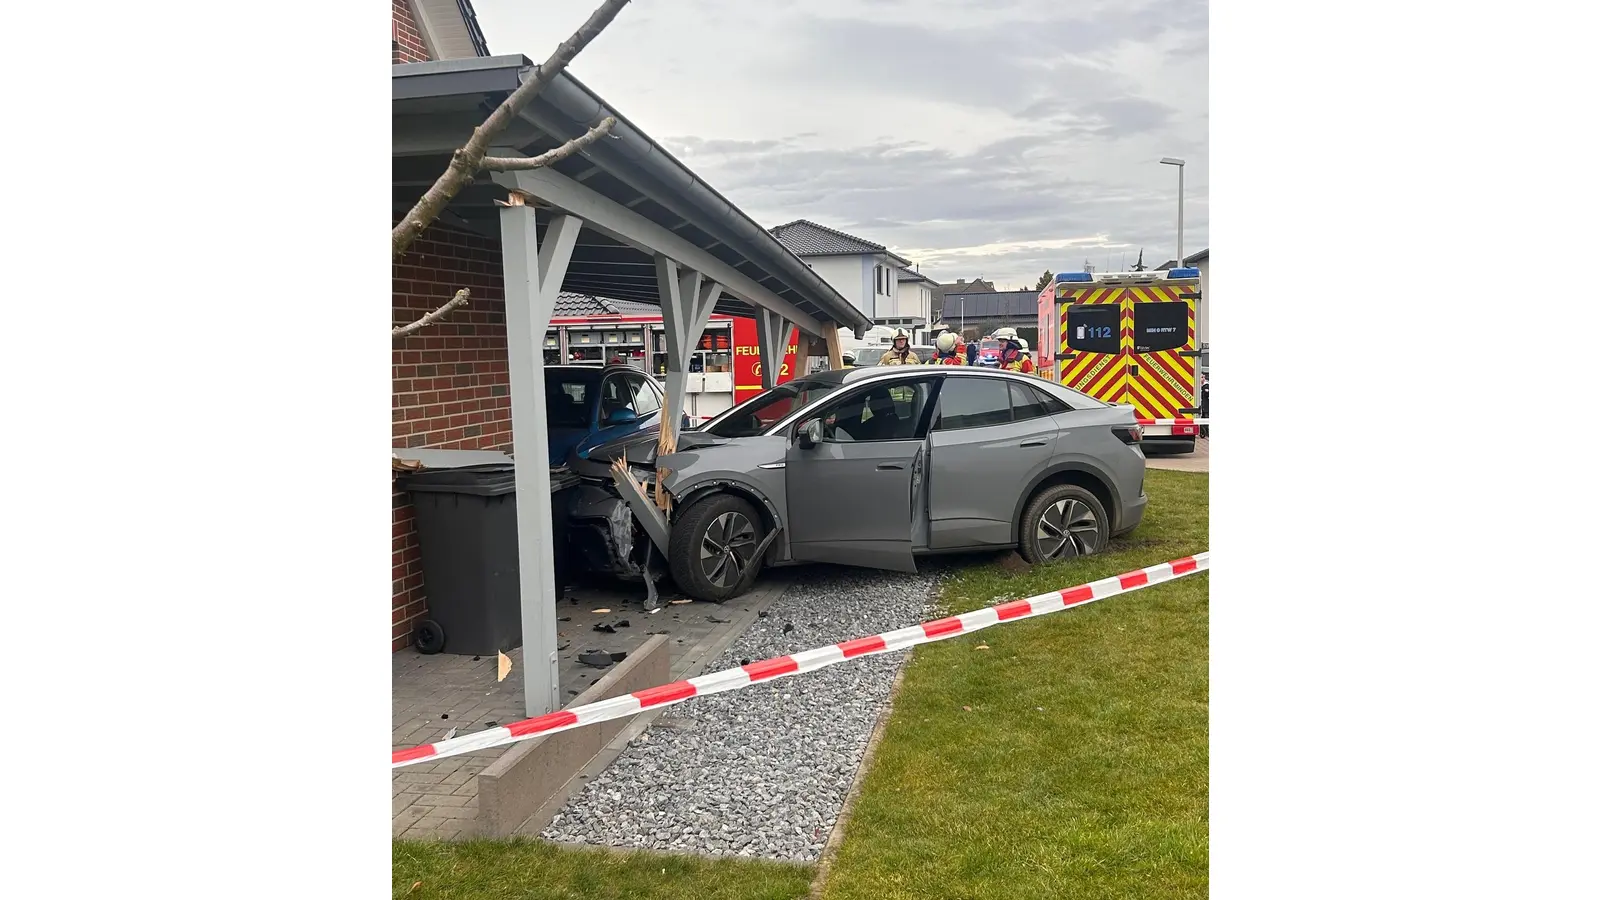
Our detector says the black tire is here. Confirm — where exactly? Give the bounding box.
[414,619,445,655]
[1018,484,1111,565]
[668,493,765,603]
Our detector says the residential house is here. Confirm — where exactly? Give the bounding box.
[770,220,930,341]
[938,288,1043,346]
[930,277,995,328]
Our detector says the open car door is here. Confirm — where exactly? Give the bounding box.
[783,377,936,572]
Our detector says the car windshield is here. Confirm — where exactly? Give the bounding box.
[704,378,841,437]
[547,375,595,427]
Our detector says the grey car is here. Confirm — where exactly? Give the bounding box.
[564,366,1149,602]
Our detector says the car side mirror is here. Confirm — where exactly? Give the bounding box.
[605,408,638,426]
[795,419,822,450]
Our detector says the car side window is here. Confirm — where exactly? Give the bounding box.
[599,375,637,422]
[1032,386,1071,414]
[1009,381,1049,421]
[627,375,660,416]
[815,379,934,443]
[934,378,1012,431]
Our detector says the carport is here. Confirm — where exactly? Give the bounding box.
[393,56,869,717]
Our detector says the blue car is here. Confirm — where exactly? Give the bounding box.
[546,365,678,466]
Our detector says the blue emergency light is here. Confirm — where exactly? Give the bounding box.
[1166,268,1200,278]
[1055,272,1094,283]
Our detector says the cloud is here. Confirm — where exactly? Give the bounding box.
[470,0,1208,289]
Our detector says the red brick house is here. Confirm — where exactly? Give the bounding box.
[391,0,498,650]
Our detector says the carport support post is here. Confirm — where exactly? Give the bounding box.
[820,321,844,371]
[654,256,720,443]
[501,203,582,719]
[754,309,794,391]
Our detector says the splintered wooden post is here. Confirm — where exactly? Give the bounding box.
[821,321,844,371]
[656,388,676,513]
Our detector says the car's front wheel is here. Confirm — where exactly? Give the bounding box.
[1018,484,1110,564]
[668,493,766,602]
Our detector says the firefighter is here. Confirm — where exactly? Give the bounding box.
[929,330,967,365]
[993,327,1034,374]
[878,328,920,366]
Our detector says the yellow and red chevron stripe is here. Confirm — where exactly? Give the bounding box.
[1125,283,1196,421]
[1055,286,1128,405]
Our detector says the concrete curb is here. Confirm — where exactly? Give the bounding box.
[807,663,908,898]
[475,634,671,838]
[512,576,791,839]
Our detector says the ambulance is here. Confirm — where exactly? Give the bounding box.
[1038,267,1204,453]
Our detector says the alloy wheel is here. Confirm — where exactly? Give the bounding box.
[1036,498,1101,560]
[699,511,757,588]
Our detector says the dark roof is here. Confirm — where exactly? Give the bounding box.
[552,292,664,318]
[1184,248,1209,264]
[1156,259,1178,271]
[936,289,1039,320]
[392,57,870,331]
[897,268,937,287]
[939,278,995,293]
[770,220,911,266]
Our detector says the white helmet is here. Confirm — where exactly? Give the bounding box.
[891,328,911,341]
[993,326,1019,341]
[935,332,959,354]
[1017,338,1029,351]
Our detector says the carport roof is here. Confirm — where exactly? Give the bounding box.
[393,56,870,332]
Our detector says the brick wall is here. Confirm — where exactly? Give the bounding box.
[393,0,430,64]
[392,224,510,650]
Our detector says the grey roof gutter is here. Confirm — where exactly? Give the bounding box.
[509,60,871,332]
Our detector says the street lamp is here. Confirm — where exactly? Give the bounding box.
[1159,157,1185,266]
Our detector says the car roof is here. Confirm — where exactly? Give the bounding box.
[546,364,639,381]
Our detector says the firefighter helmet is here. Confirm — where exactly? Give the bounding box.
[935,332,959,354]
[993,326,1019,341]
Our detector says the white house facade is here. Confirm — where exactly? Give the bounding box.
[770,219,931,342]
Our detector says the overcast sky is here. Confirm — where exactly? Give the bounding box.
[471,0,1207,290]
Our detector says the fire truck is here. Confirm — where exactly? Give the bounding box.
[1038,267,1204,452]
[545,310,799,420]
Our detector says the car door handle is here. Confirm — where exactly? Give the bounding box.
[1020,440,1047,448]
[877,463,905,470]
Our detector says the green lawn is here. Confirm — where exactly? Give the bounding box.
[392,839,812,900]
[393,469,1208,900]
[818,469,1210,900]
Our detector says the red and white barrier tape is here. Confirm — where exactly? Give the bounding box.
[392,551,1210,768]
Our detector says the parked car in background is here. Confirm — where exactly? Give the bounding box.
[566,367,1149,601]
[545,365,672,466]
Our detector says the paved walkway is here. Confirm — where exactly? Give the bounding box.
[393,576,787,841]
[1145,436,1210,473]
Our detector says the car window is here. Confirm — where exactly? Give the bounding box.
[598,375,637,422]
[1066,304,1121,354]
[1133,302,1188,354]
[706,379,841,438]
[1032,385,1071,415]
[934,377,1012,431]
[816,379,934,443]
[547,377,593,427]
[1009,381,1050,421]
[626,375,660,416]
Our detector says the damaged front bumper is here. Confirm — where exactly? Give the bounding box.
[563,455,667,581]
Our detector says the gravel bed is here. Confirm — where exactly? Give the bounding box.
[541,565,936,861]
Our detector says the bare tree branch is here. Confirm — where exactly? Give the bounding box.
[481,117,618,172]
[391,0,632,261]
[393,289,470,339]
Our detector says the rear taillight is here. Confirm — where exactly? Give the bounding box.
[1113,425,1143,444]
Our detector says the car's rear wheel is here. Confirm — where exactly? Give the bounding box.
[1018,484,1110,564]
[668,493,765,603]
